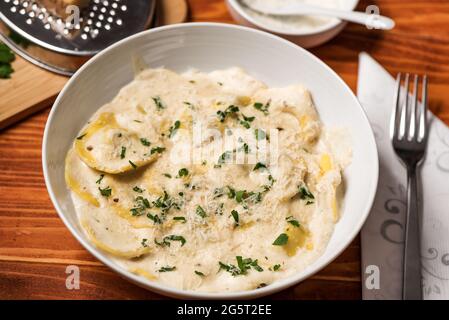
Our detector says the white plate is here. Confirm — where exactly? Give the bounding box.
[42,23,378,299]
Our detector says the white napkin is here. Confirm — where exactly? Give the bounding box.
[358,52,449,300]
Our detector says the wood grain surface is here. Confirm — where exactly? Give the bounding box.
[1,0,449,300]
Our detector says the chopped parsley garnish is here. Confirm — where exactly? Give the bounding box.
[152,191,181,218]
[216,105,240,122]
[168,120,181,138]
[178,168,189,177]
[238,142,250,154]
[147,213,162,224]
[155,234,186,247]
[158,266,176,272]
[173,216,186,223]
[98,186,112,197]
[253,101,270,115]
[239,114,255,129]
[150,146,166,155]
[231,210,239,226]
[297,184,315,204]
[163,173,172,178]
[215,202,224,215]
[196,205,207,218]
[226,186,236,198]
[152,96,165,110]
[195,271,205,277]
[96,174,104,184]
[140,138,151,146]
[133,186,144,193]
[130,196,151,216]
[286,216,300,227]
[219,256,263,276]
[254,129,267,141]
[253,162,267,171]
[235,190,246,203]
[141,238,148,247]
[270,264,281,271]
[217,151,233,165]
[120,146,126,159]
[133,120,143,123]
[76,133,87,140]
[272,233,289,246]
[128,160,137,169]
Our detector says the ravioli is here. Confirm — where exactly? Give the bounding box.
[75,112,163,174]
[66,67,351,293]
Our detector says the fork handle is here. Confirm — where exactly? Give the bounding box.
[403,166,423,300]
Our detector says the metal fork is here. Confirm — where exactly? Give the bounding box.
[391,73,429,300]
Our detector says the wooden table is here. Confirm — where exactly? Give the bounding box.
[1,0,448,300]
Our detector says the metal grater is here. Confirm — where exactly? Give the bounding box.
[0,0,156,75]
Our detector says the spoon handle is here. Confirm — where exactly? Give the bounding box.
[306,6,395,30]
[245,2,395,30]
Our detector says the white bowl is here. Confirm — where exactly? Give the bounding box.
[226,0,360,48]
[42,22,378,299]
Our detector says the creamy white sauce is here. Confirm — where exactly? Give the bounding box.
[66,68,351,292]
[241,0,351,33]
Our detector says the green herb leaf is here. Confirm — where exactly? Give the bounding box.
[0,63,14,79]
[120,146,126,159]
[231,210,239,226]
[178,168,189,177]
[286,216,300,227]
[272,233,289,246]
[297,184,315,204]
[270,264,281,271]
[96,174,104,184]
[196,205,207,218]
[0,43,15,64]
[155,234,186,247]
[152,96,165,110]
[253,101,270,115]
[141,238,148,247]
[128,160,137,169]
[253,162,267,171]
[195,270,205,277]
[163,173,172,178]
[168,120,181,138]
[140,138,151,146]
[217,151,233,165]
[254,129,267,141]
[216,105,240,122]
[235,190,246,203]
[150,147,166,155]
[173,216,186,223]
[98,186,112,197]
[158,266,176,272]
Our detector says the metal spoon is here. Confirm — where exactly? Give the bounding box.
[242,1,395,30]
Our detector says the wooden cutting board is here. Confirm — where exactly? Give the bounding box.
[0,0,188,130]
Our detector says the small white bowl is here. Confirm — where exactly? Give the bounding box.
[226,0,360,48]
[43,23,378,299]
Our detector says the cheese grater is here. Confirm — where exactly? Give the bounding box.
[0,0,156,75]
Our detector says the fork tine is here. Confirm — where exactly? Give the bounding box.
[419,75,428,142]
[403,73,410,140]
[392,73,402,139]
[410,74,419,141]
